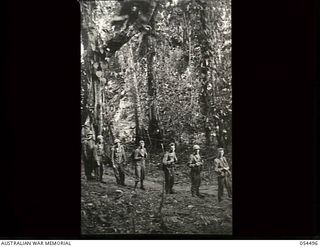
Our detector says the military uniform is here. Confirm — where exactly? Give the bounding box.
[111,143,127,185]
[188,151,203,197]
[83,137,96,181]
[95,139,108,182]
[133,146,147,189]
[162,150,177,194]
[214,156,232,202]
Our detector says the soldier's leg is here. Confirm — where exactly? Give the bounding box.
[190,171,195,196]
[113,164,121,184]
[195,171,202,196]
[134,165,141,189]
[88,158,94,180]
[94,167,98,180]
[169,167,175,193]
[89,158,95,177]
[140,165,145,190]
[164,168,170,193]
[118,167,123,184]
[218,176,224,202]
[119,164,125,185]
[84,159,90,180]
[225,175,232,197]
[99,164,104,182]
[93,161,99,180]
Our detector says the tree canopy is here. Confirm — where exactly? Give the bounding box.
[80,0,231,151]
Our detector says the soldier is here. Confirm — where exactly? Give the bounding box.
[214,147,232,202]
[111,139,127,186]
[162,143,178,194]
[188,145,204,198]
[95,135,108,183]
[133,140,147,190]
[82,131,96,181]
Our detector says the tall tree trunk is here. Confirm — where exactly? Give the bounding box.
[145,3,162,149]
[130,44,143,144]
[81,1,97,135]
[198,0,212,145]
[146,35,158,142]
[96,77,103,136]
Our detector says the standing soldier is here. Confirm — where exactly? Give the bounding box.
[111,139,127,186]
[83,131,96,181]
[133,140,147,190]
[95,135,108,183]
[162,143,178,194]
[214,147,232,202]
[188,145,204,198]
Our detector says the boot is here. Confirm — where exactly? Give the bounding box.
[134,181,138,190]
[169,188,176,194]
[196,189,204,198]
[191,190,195,197]
[121,179,126,186]
[165,184,170,194]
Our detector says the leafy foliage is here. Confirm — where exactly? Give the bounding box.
[80,0,231,148]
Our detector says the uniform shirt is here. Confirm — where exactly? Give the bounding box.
[162,151,178,167]
[134,147,147,166]
[214,157,230,176]
[96,143,107,163]
[83,139,96,160]
[111,145,126,164]
[188,153,203,167]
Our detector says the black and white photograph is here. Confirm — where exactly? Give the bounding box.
[80,0,232,235]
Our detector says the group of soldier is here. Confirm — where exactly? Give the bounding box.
[82,131,232,202]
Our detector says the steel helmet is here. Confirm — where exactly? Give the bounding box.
[193,145,200,150]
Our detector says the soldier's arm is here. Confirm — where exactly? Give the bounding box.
[198,156,203,166]
[134,149,141,160]
[188,154,194,167]
[214,159,223,173]
[162,152,169,165]
[224,157,230,170]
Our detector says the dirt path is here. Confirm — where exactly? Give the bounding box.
[81,164,232,235]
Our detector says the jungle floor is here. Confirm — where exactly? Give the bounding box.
[81,154,232,235]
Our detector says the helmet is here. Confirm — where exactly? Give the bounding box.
[97,135,103,140]
[114,138,120,143]
[193,145,200,150]
[87,131,93,136]
[217,147,224,152]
